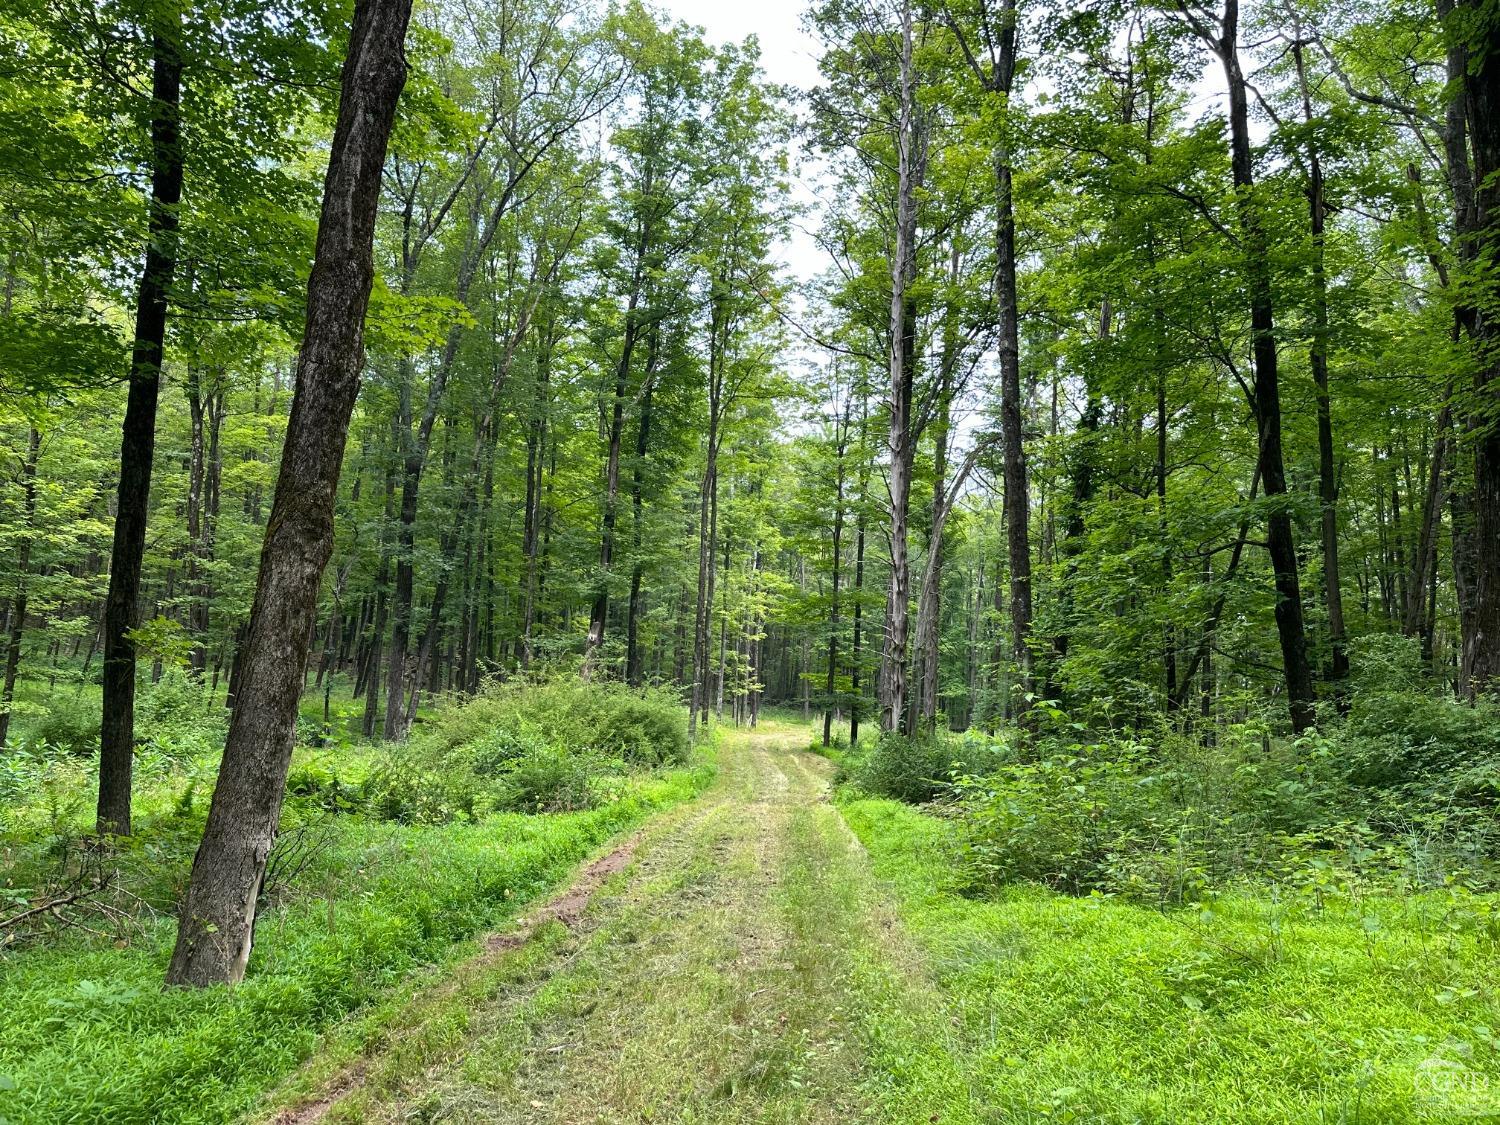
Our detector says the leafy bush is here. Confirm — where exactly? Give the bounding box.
[594,689,691,766]
[361,751,485,825]
[498,745,602,812]
[360,678,690,824]
[136,669,226,761]
[20,695,98,757]
[954,726,1357,904]
[284,755,362,814]
[954,677,1500,903]
[1341,689,1500,796]
[955,739,1161,897]
[841,731,957,804]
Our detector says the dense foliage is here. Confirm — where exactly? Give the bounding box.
[5,0,1500,791]
[0,680,707,1122]
[1,0,1499,1112]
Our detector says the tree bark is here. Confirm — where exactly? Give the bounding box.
[1407,403,1451,638]
[879,0,920,734]
[166,0,410,985]
[1452,0,1500,692]
[690,284,727,736]
[910,249,961,732]
[1190,0,1317,731]
[823,392,850,747]
[1157,368,1178,709]
[850,476,868,745]
[98,13,184,834]
[625,327,661,686]
[992,1,1033,725]
[519,321,555,668]
[1292,34,1349,686]
[583,236,648,681]
[0,427,40,747]
[1056,303,1105,669]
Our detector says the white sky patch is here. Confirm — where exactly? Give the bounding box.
[659,0,830,295]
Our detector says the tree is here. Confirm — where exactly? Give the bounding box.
[1175,0,1317,733]
[166,0,412,986]
[97,3,184,835]
[1449,0,1500,693]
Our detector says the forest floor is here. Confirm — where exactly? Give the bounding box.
[262,721,976,1124]
[258,720,1500,1125]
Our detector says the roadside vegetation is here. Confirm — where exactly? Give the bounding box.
[829,640,1500,1121]
[2,0,1500,1116]
[0,678,708,1125]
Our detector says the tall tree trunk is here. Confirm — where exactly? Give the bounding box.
[405,498,467,727]
[912,445,982,733]
[583,251,646,680]
[911,251,960,732]
[475,451,498,692]
[185,365,208,675]
[823,393,850,747]
[197,387,223,669]
[1157,369,1177,709]
[1055,302,1106,667]
[992,0,1033,725]
[166,0,410,985]
[99,13,184,834]
[988,549,1007,731]
[1408,404,1452,637]
[689,443,717,736]
[690,292,726,736]
[716,533,731,719]
[0,427,40,747]
[1452,0,1500,692]
[880,0,920,733]
[519,321,554,668]
[1193,0,1316,731]
[625,329,660,686]
[362,442,396,737]
[383,368,418,736]
[850,489,867,745]
[1293,35,1349,686]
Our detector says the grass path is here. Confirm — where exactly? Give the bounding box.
[266,722,974,1124]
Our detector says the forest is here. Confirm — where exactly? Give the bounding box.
[2,0,1500,1119]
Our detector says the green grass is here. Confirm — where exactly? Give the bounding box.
[841,796,1500,1123]
[279,721,943,1124]
[0,754,713,1125]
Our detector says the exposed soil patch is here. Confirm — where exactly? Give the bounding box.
[265,1062,367,1125]
[487,833,641,951]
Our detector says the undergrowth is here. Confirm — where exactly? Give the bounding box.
[842,796,1500,1123]
[0,678,711,1125]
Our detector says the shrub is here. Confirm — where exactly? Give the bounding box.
[22,696,99,757]
[843,731,957,804]
[955,742,1159,896]
[359,678,690,824]
[954,728,1351,904]
[497,745,601,812]
[1340,689,1500,797]
[284,756,361,814]
[468,726,549,776]
[136,669,226,761]
[594,688,691,766]
[361,753,482,825]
